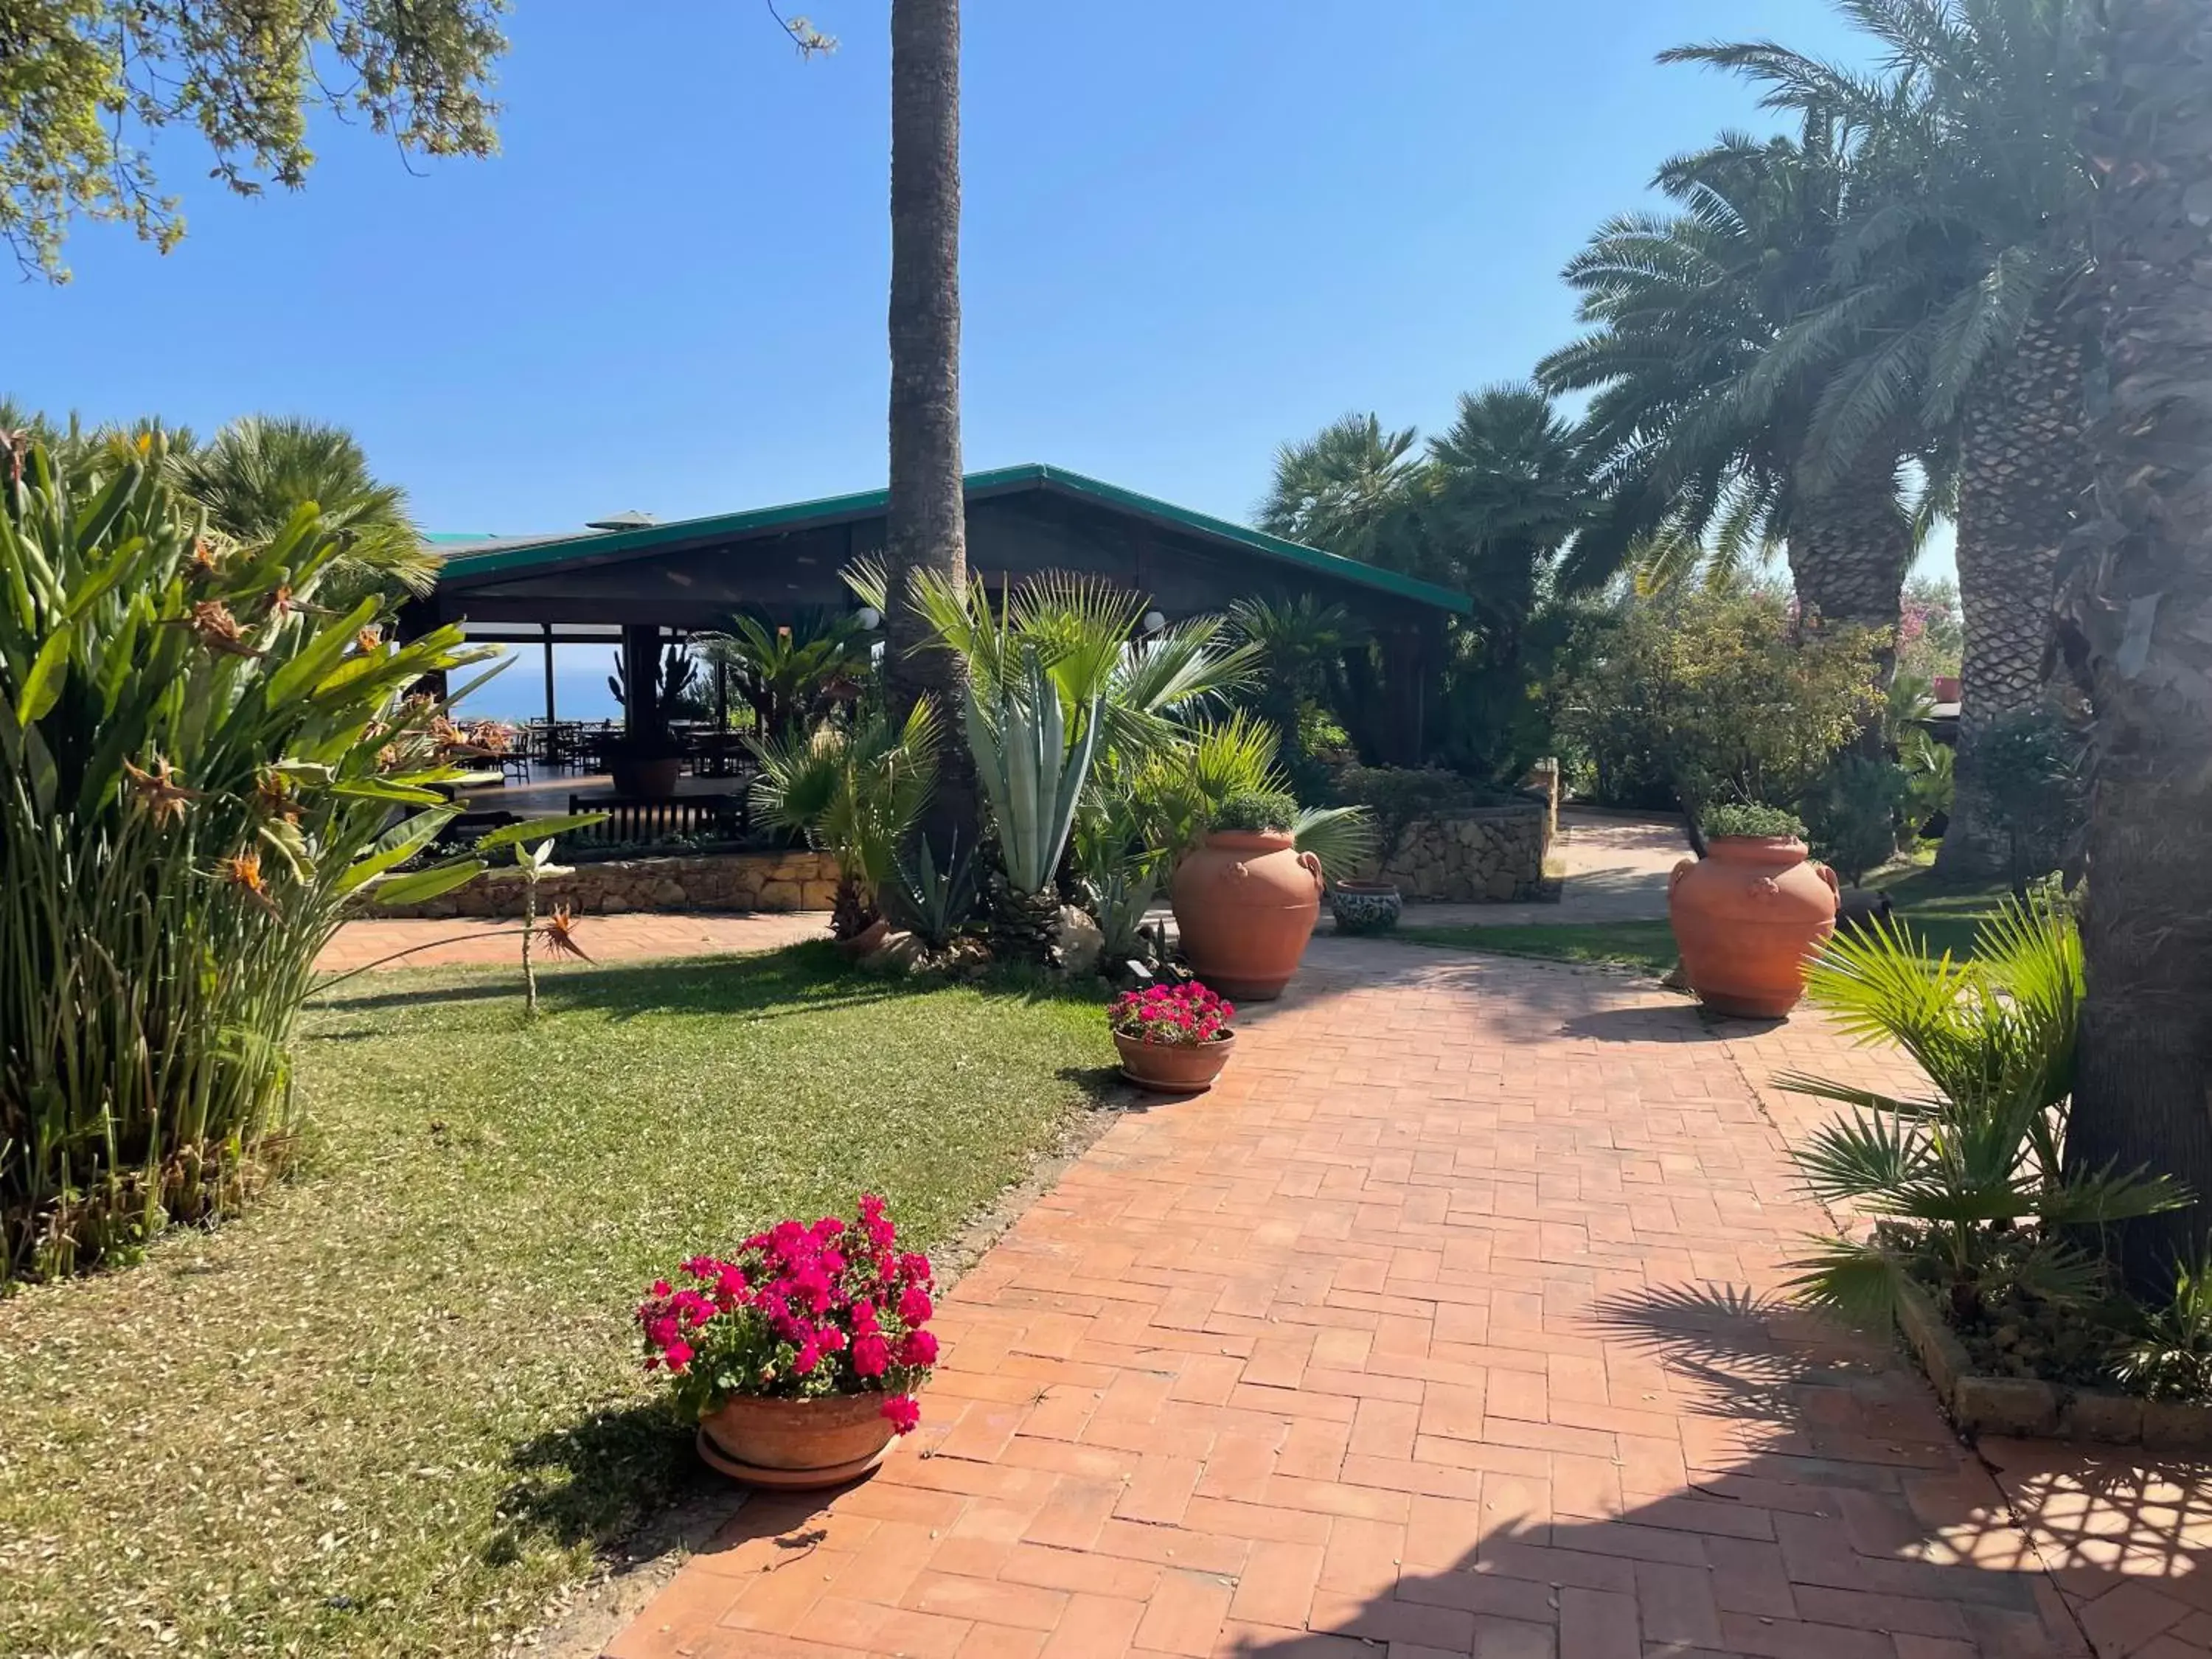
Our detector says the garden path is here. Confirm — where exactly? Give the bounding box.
[605,939,2212,1659]
[1391,810,1685,928]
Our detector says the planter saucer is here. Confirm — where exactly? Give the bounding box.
[693,1425,889,1489]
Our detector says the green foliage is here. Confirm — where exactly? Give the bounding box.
[1702,801,1809,841]
[963,646,1100,899]
[1980,704,2082,885]
[0,434,546,1278]
[1289,804,1379,883]
[1332,764,1520,863]
[170,415,434,609]
[1804,753,1909,883]
[1228,592,1359,794]
[748,699,941,932]
[1901,725,1955,832]
[1554,582,1884,826]
[2115,1248,2212,1401]
[886,834,976,953]
[1211,789,1299,835]
[0,1,508,280]
[1899,577,1964,684]
[1777,891,2186,1326]
[697,609,872,736]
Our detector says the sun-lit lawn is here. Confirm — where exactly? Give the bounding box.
[0,944,1113,1658]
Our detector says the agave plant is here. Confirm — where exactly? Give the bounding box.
[1778,889,2186,1326]
[964,647,1101,962]
[748,700,941,938]
[0,434,584,1279]
[885,834,977,953]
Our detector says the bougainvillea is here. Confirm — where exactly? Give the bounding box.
[636,1194,934,1433]
[1108,981,1234,1048]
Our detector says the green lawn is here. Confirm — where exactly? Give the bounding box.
[0,944,1113,1658]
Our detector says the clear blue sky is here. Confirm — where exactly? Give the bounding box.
[4,1,1950,715]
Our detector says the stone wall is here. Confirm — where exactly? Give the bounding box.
[364,849,842,919]
[1375,801,1551,902]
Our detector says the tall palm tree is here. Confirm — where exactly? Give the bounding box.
[1257,414,1429,576]
[170,417,431,610]
[1669,0,2096,876]
[1540,118,1919,659]
[2059,0,2212,1289]
[884,0,972,830]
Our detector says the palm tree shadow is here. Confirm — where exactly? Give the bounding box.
[1230,1281,2212,1658]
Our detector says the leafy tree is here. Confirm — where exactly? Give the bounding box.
[2060,0,2212,1290]
[1554,580,1885,851]
[1899,574,1964,683]
[0,0,509,280]
[170,415,432,610]
[1540,117,1919,651]
[1668,0,2096,880]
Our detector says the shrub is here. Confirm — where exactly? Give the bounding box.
[1979,705,2083,886]
[1804,754,1910,885]
[0,435,523,1278]
[1701,802,1807,841]
[1554,583,1884,827]
[1211,789,1299,834]
[635,1194,936,1435]
[1109,981,1235,1047]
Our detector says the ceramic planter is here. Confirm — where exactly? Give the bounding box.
[1329,880,1403,935]
[1667,836,1839,1018]
[696,1392,897,1489]
[1113,1029,1236,1093]
[608,751,682,800]
[1169,831,1322,1000]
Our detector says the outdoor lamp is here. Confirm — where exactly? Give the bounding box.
[855,606,883,631]
[1141,610,1166,635]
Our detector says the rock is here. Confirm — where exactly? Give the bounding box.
[866,930,929,974]
[757,880,803,910]
[650,879,686,907]
[1054,904,1105,978]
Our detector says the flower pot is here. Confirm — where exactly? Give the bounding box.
[697,1392,897,1489]
[1329,880,1402,936]
[1668,836,1839,1018]
[1170,831,1322,1000]
[608,752,681,800]
[1113,1029,1235,1093]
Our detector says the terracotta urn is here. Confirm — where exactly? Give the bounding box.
[1113,1029,1236,1094]
[697,1392,897,1490]
[1170,831,1324,1000]
[1667,836,1840,1018]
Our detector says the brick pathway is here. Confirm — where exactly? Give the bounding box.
[314,910,826,973]
[605,940,2212,1659]
[1396,811,1686,928]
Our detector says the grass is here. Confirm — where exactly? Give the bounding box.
[0,943,1113,1658]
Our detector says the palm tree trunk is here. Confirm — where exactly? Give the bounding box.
[1787,442,1916,683]
[886,0,974,833]
[1935,307,2090,879]
[2060,0,2212,1293]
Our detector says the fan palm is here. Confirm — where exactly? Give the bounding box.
[1667,0,2094,878]
[696,609,872,736]
[1256,414,1431,577]
[748,698,942,937]
[1779,891,2185,1325]
[170,417,432,610]
[1541,117,1918,648]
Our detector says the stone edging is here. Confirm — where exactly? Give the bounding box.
[1895,1276,2212,1450]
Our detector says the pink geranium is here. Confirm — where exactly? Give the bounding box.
[1108,980,1235,1048]
[635,1193,937,1434]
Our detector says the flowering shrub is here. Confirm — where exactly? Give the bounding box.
[636,1194,935,1433]
[1109,981,1234,1047]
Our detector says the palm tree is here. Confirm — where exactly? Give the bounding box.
[170,417,431,610]
[1256,414,1430,576]
[1667,0,2096,877]
[696,610,872,736]
[2059,0,2212,1290]
[885,0,972,831]
[1540,118,1919,657]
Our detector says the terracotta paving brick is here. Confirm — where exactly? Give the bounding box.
[606,941,2212,1659]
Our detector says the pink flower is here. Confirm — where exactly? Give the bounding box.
[880,1394,922,1434]
[852,1332,891,1378]
[896,1329,939,1367]
[663,1338,694,1372]
[898,1285,933,1325]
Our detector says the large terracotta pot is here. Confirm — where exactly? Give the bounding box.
[1114,1029,1236,1093]
[1668,836,1840,1018]
[697,1392,897,1489]
[1171,831,1323,1000]
[608,751,681,800]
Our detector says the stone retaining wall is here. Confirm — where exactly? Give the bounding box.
[1376,801,1551,902]
[364,849,842,919]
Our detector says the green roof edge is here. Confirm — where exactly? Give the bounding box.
[436,462,1470,616]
